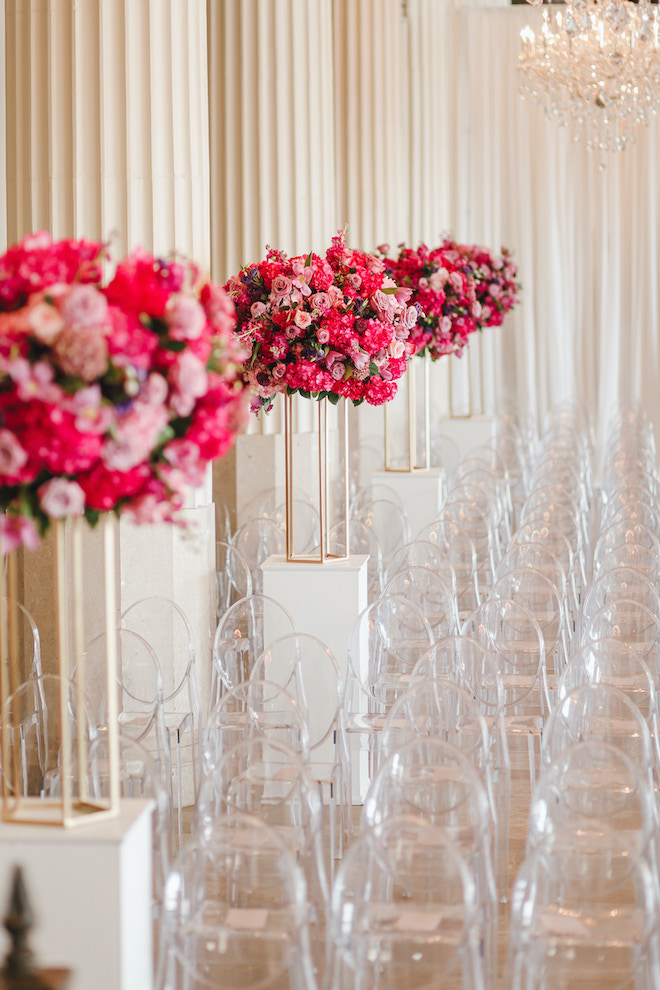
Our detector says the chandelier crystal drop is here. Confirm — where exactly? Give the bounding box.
[518,0,660,152]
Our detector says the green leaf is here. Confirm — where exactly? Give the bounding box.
[326,392,340,406]
[84,507,100,528]
[249,342,261,368]
[352,397,364,407]
[382,286,399,295]
[162,339,187,353]
[305,252,313,267]
[369,361,379,376]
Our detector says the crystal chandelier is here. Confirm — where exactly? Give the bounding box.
[518,0,660,151]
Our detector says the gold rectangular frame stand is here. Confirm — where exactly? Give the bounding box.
[384,353,432,472]
[284,393,350,563]
[448,338,486,419]
[1,514,120,827]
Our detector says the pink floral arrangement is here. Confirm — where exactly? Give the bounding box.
[381,239,520,360]
[225,231,418,412]
[442,239,520,329]
[0,231,251,552]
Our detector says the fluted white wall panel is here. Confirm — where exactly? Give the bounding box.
[4,0,210,263]
[333,0,407,252]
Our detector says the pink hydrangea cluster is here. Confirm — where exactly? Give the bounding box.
[381,239,520,361]
[0,231,251,551]
[225,230,418,412]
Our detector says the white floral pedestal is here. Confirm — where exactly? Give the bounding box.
[371,468,445,538]
[436,415,495,457]
[0,799,153,990]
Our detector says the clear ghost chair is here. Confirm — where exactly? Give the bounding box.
[541,683,656,789]
[384,540,457,598]
[201,679,310,778]
[526,740,660,883]
[607,500,660,537]
[349,482,404,514]
[329,517,384,602]
[601,483,660,526]
[232,516,286,593]
[410,636,511,899]
[496,543,574,640]
[582,598,660,686]
[159,813,318,990]
[353,497,411,562]
[415,519,480,620]
[362,737,498,987]
[2,673,97,800]
[121,596,201,843]
[215,540,252,619]
[598,541,660,588]
[441,493,500,595]
[210,594,296,709]
[273,499,321,556]
[252,632,351,862]
[461,598,548,795]
[592,520,660,578]
[381,566,459,642]
[490,567,568,686]
[327,815,486,990]
[558,637,658,729]
[344,597,434,807]
[430,430,461,474]
[519,501,587,589]
[507,824,660,990]
[581,568,660,635]
[192,740,328,982]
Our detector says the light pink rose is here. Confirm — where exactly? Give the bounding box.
[53,325,109,381]
[418,277,429,290]
[0,515,40,554]
[326,286,344,307]
[141,373,169,406]
[489,284,503,300]
[170,351,208,402]
[348,273,362,290]
[250,301,267,318]
[166,293,206,340]
[353,351,370,372]
[60,284,108,328]
[429,269,449,292]
[331,362,346,381]
[404,306,418,329]
[102,403,169,471]
[440,316,452,334]
[38,478,85,518]
[294,309,312,330]
[448,272,464,292]
[66,385,114,434]
[26,301,65,344]
[8,359,61,404]
[317,329,330,344]
[390,340,405,359]
[470,301,482,319]
[371,290,397,323]
[271,275,292,297]
[0,430,28,477]
[273,363,287,379]
[377,243,390,255]
[311,293,329,311]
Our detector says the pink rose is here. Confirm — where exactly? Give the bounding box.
[470,301,482,318]
[326,285,344,307]
[25,300,66,344]
[166,293,206,340]
[317,329,330,344]
[377,244,390,255]
[331,362,346,381]
[348,273,362,290]
[65,385,114,434]
[8,359,61,404]
[38,478,86,518]
[404,305,418,329]
[53,324,109,381]
[250,301,267,318]
[440,316,452,334]
[429,269,449,292]
[0,515,40,554]
[390,340,405,359]
[102,402,169,471]
[60,284,108,328]
[310,292,329,311]
[271,275,292,297]
[448,272,464,292]
[273,363,287,379]
[418,277,429,290]
[141,373,169,406]
[0,430,28,478]
[294,309,312,330]
[170,351,208,402]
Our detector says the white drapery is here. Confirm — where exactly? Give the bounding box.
[446,5,660,446]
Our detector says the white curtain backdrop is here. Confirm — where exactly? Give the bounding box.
[446,4,660,449]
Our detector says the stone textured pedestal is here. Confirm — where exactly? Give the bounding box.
[0,799,154,990]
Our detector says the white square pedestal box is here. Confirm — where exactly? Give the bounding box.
[261,554,368,685]
[436,416,495,457]
[372,468,445,538]
[0,799,154,990]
